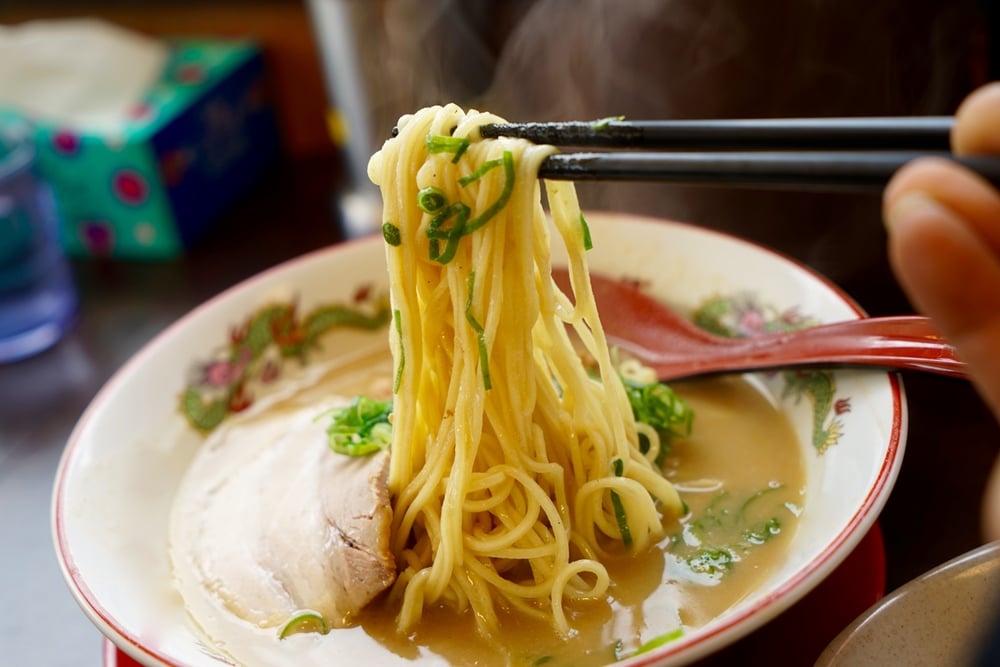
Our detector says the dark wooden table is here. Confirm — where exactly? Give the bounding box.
[3,152,997,666]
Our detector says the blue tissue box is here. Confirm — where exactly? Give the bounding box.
[3,39,280,259]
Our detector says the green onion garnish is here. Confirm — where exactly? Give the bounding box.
[417,187,447,213]
[393,309,404,392]
[382,222,401,246]
[610,491,632,547]
[744,517,782,545]
[465,271,492,390]
[278,610,328,639]
[463,151,516,234]
[610,458,631,546]
[623,378,693,464]
[458,158,502,186]
[423,152,515,264]
[326,396,393,456]
[426,202,471,264]
[685,547,734,576]
[634,628,684,655]
[612,457,624,476]
[426,134,470,163]
[739,483,783,515]
[579,213,593,250]
[591,115,625,131]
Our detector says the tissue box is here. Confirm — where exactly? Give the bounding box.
[6,39,279,259]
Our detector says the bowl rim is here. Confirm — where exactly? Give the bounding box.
[51,214,906,667]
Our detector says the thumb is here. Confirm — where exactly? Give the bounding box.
[884,161,1000,421]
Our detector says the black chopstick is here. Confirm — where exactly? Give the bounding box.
[536,151,1000,191]
[481,117,954,150]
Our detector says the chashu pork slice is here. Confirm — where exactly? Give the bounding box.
[169,396,395,641]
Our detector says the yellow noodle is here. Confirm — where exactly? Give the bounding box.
[367,104,683,638]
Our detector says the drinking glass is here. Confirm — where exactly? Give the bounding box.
[0,127,77,363]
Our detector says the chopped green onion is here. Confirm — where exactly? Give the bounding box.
[610,457,632,546]
[417,186,447,213]
[612,457,624,476]
[744,517,782,545]
[326,396,393,456]
[278,610,328,639]
[421,152,517,264]
[382,222,401,246]
[463,151,516,235]
[426,201,469,239]
[426,202,471,264]
[465,273,484,336]
[477,338,492,390]
[579,212,593,250]
[393,309,404,393]
[686,547,734,576]
[426,134,470,163]
[739,483,783,515]
[458,158,502,186]
[635,628,684,655]
[623,378,693,463]
[465,271,492,390]
[591,115,625,130]
[610,490,632,547]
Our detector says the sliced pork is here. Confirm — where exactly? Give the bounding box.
[169,395,395,639]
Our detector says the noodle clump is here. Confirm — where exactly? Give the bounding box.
[367,104,683,637]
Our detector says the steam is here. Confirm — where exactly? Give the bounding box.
[484,0,748,122]
[346,0,750,150]
[325,0,976,279]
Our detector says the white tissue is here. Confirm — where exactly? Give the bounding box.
[0,18,168,134]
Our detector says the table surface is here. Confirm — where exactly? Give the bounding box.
[3,153,998,667]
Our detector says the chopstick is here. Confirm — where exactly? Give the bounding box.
[535,151,1000,190]
[479,117,954,150]
[478,117,1000,190]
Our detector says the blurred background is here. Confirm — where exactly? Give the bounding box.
[0,0,988,293]
[0,1,997,666]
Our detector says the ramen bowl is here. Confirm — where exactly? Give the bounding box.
[52,213,905,666]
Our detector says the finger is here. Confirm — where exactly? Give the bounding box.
[952,81,1000,155]
[885,182,1000,418]
[885,156,1000,258]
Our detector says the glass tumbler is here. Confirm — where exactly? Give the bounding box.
[0,129,77,363]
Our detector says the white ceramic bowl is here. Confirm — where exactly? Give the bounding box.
[53,213,906,666]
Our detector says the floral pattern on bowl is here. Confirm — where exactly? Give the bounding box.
[693,294,850,453]
[181,287,390,431]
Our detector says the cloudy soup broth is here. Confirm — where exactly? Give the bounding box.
[351,371,805,666]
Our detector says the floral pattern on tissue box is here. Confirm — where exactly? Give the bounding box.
[6,39,279,259]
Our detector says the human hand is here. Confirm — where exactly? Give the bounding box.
[883,82,1000,540]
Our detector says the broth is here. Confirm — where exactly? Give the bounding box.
[353,375,804,666]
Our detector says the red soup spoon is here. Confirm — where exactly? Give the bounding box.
[552,268,966,382]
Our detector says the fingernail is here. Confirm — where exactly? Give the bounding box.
[884,191,942,233]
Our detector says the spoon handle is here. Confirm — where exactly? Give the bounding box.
[645,315,967,381]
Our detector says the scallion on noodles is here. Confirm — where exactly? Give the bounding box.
[367,104,684,638]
